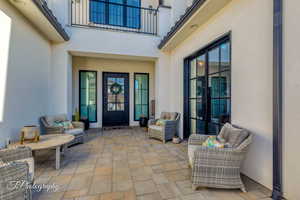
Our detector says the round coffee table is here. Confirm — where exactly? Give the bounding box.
[9,134,74,169]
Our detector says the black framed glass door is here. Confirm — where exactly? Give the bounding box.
[103,72,130,126]
[184,35,231,137]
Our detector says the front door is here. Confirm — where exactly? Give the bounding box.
[103,72,130,126]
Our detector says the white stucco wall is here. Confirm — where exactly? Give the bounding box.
[161,0,273,189]
[283,1,300,199]
[0,1,51,147]
[72,56,155,127]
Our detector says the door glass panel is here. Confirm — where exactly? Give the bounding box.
[220,71,230,97]
[208,47,219,74]
[190,59,197,79]
[116,103,124,111]
[209,75,220,98]
[190,79,196,98]
[220,99,230,124]
[197,120,205,134]
[117,94,124,103]
[197,77,205,98]
[142,105,148,117]
[88,105,97,122]
[220,42,230,71]
[190,99,196,118]
[134,74,149,120]
[107,77,125,112]
[80,71,97,122]
[135,105,142,119]
[141,90,148,104]
[197,55,205,76]
[210,99,220,123]
[108,103,116,111]
[208,123,219,135]
[197,99,205,120]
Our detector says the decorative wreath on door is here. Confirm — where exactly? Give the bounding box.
[110,83,123,95]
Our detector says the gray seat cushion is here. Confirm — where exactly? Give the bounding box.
[65,128,84,136]
[149,125,163,131]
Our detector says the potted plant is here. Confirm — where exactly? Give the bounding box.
[172,133,181,144]
[139,115,149,127]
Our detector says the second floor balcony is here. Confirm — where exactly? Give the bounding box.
[71,0,158,35]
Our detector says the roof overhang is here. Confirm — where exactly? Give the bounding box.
[158,0,232,51]
[9,0,69,43]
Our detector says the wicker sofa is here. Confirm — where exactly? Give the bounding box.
[0,146,33,200]
[188,123,252,192]
[40,114,85,146]
[148,112,180,143]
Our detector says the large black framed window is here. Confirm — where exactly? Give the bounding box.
[89,0,141,29]
[184,34,231,137]
[134,73,149,121]
[79,70,97,122]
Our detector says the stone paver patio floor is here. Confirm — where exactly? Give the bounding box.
[33,128,271,200]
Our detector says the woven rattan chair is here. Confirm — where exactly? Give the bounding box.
[148,112,180,143]
[188,124,252,192]
[0,146,33,200]
[40,114,85,146]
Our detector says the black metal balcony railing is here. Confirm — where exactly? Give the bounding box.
[71,0,158,35]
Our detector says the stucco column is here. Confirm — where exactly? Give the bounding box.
[50,45,73,119]
[155,52,171,117]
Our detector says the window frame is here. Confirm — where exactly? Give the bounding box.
[89,0,141,29]
[134,73,150,121]
[79,70,98,123]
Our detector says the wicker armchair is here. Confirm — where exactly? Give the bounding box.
[0,147,33,200]
[188,124,252,192]
[148,112,180,143]
[40,114,85,146]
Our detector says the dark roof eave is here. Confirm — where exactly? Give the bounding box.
[158,0,207,49]
[32,0,70,41]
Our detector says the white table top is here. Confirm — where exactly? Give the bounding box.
[8,134,75,150]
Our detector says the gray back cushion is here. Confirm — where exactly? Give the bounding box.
[45,114,68,126]
[218,123,249,148]
[160,112,177,120]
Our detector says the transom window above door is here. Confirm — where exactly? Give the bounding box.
[89,0,141,28]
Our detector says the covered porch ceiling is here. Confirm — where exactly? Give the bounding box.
[69,51,158,62]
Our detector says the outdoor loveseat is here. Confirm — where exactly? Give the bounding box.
[40,114,85,146]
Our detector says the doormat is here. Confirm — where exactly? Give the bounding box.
[102,126,134,131]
